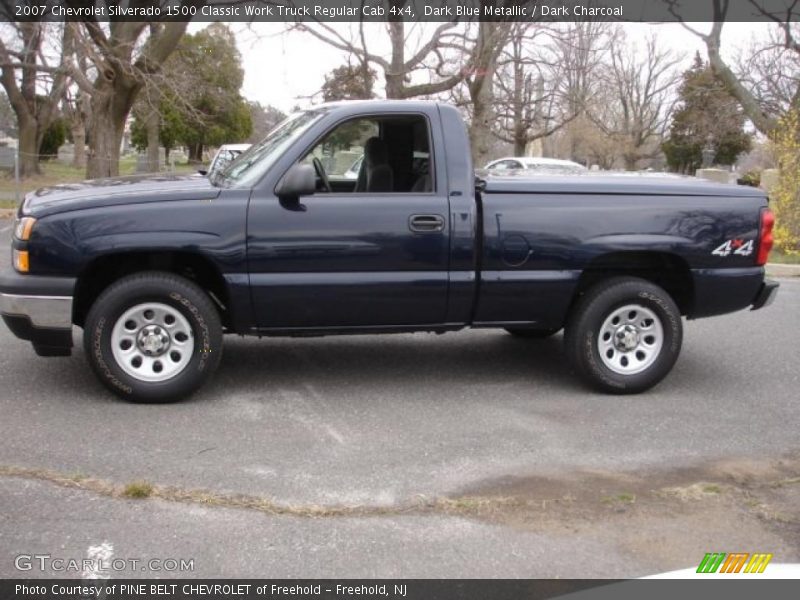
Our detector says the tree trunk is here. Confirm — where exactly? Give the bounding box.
[705,26,778,137]
[87,118,123,179]
[384,21,406,99]
[469,68,498,166]
[188,143,203,163]
[145,109,160,173]
[468,22,501,167]
[624,155,638,171]
[541,135,555,158]
[511,40,527,158]
[16,115,40,177]
[470,92,495,167]
[512,105,526,156]
[71,121,86,169]
[86,77,138,179]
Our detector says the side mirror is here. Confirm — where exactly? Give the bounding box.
[215,156,231,172]
[276,163,316,199]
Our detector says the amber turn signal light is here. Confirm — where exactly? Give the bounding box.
[13,249,29,273]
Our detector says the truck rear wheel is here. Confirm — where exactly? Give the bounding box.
[83,272,223,402]
[564,277,682,394]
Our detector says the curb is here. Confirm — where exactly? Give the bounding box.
[766,263,800,278]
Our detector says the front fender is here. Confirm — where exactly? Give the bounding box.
[26,195,249,277]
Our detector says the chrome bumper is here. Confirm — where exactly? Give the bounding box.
[0,292,73,328]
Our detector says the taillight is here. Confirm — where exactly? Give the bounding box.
[756,207,775,266]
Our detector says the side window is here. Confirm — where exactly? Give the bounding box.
[490,160,517,171]
[301,114,434,194]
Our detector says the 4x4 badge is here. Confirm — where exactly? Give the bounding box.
[712,239,754,257]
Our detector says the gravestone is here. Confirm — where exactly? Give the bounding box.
[696,168,732,184]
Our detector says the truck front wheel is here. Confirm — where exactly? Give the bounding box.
[564,277,682,394]
[83,272,223,402]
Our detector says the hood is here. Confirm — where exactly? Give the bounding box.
[22,173,222,218]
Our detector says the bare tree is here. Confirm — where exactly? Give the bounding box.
[0,22,71,177]
[64,11,194,179]
[666,0,800,136]
[293,2,508,164]
[61,89,90,169]
[133,98,162,173]
[320,61,377,101]
[129,61,195,173]
[291,2,474,99]
[591,33,682,170]
[735,23,800,119]
[60,30,91,170]
[461,20,513,165]
[493,23,603,157]
[553,21,613,160]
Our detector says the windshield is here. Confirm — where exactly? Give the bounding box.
[212,110,325,188]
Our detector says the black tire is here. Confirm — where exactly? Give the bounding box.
[83,271,223,403]
[505,327,561,339]
[564,277,682,394]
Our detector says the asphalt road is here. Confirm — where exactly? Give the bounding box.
[0,224,798,578]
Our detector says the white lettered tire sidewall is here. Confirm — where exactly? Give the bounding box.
[565,277,683,394]
[83,272,223,402]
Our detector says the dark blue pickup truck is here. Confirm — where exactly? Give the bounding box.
[0,101,778,402]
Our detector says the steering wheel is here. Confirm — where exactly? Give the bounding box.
[312,157,332,193]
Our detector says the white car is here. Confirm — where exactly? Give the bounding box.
[205,143,252,178]
[484,156,587,175]
[342,151,430,181]
[343,156,363,180]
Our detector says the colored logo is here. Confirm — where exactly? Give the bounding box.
[697,552,773,574]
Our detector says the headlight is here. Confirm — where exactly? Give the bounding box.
[14,216,36,241]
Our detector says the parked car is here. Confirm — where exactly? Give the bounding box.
[342,156,362,180]
[484,156,588,175]
[204,143,251,178]
[342,152,427,182]
[0,100,778,402]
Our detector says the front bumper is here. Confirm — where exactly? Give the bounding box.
[751,279,780,311]
[0,271,76,356]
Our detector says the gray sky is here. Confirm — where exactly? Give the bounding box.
[190,22,774,113]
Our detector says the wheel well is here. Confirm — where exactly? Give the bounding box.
[573,252,693,315]
[72,252,230,328]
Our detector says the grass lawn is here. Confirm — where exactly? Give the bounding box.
[768,250,800,265]
[0,158,197,208]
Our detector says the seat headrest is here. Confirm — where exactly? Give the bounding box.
[364,137,388,166]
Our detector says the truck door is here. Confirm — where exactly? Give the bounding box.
[246,112,450,330]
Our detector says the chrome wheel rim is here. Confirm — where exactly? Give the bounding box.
[597,304,663,375]
[111,302,194,382]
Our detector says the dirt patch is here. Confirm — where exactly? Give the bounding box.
[2,454,799,573]
[445,453,800,570]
